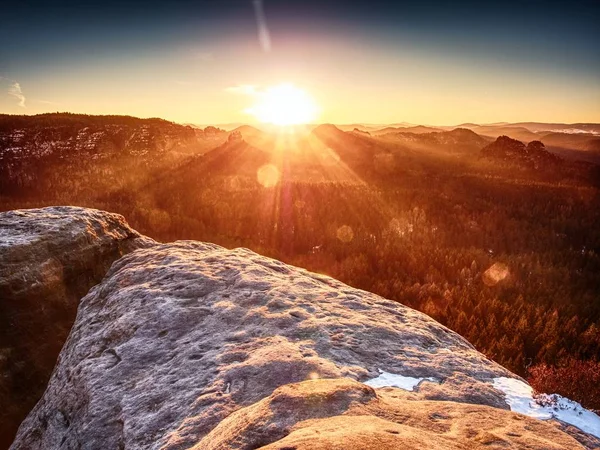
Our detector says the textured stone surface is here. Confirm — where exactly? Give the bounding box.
[10,239,589,449]
[0,206,155,448]
[200,378,583,450]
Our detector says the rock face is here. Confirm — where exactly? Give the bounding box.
[0,114,203,165]
[481,135,562,169]
[9,238,592,449]
[227,130,243,143]
[0,207,155,448]
[0,114,227,197]
[200,378,581,450]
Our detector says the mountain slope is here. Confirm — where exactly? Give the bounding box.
[0,113,227,196]
[470,125,543,142]
[373,125,443,135]
[376,127,490,153]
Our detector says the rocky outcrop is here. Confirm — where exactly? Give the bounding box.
[0,207,155,448]
[227,130,243,143]
[199,378,582,450]
[0,114,199,164]
[0,114,227,196]
[481,136,562,169]
[10,237,594,449]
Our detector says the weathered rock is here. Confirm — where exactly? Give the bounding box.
[10,240,589,449]
[199,378,583,449]
[0,207,155,448]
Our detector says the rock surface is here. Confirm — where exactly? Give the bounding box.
[200,378,583,450]
[0,207,155,448]
[10,238,593,449]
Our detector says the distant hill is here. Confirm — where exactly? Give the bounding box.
[336,123,421,132]
[0,113,226,160]
[469,125,542,143]
[540,132,600,152]
[229,124,275,148]
[151,123,368,188]
[481,136,562,170]
[511,122,600,135]
[311,123,387,171]
[442,122,600,161]
[335,124,374,132]
[376,128,490,153]
[451,122,600,135]
[0,113,227,197]
[373,125,442,135]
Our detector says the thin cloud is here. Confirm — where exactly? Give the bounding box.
[37,100,61,106]
[252,0,271,53]
[226,85,258,95]
[8,81,26,107]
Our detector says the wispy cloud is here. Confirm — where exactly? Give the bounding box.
[37,99,61,106]
[226,84,258,95]
[8,81,26,107]
[252,0,271,53]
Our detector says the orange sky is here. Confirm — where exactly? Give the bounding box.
[1,3,599,126]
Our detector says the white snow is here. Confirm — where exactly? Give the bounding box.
[364,369,436,391]
[493,377,600,439]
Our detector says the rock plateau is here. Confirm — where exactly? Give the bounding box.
[3,207,599,449]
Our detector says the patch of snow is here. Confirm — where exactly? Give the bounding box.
[493,377,600,439]
[364,369,436,391]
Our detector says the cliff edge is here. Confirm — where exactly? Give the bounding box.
[0,207,155,447]
[4,208,599,449]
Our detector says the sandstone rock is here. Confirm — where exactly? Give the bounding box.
[10,240,590,449]
[227,130,243,143]
[200,378,583,450]
[0,206,155,447]
[481,135,562,170]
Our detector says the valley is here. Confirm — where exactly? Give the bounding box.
[2,114,599,422]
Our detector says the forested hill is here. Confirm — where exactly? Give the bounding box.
[0,113,227,195]
[1,116,599,413]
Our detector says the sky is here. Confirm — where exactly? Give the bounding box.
[0,0,599,125]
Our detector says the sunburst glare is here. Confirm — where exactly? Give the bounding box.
[246,83,319,126]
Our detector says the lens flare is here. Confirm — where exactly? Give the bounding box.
[482,263,510,286]
[257,164,280,187]
[336,225,354,243]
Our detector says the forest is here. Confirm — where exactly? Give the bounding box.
[1,114,599,410]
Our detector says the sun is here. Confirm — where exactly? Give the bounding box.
[247,83,318,126]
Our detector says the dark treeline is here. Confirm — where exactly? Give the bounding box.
[1,116,599,409]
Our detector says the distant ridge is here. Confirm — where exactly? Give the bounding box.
[374,125,442,135]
